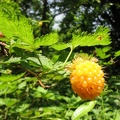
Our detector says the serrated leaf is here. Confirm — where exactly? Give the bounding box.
[0,7,34,47]
[13,42,34,52]
[71,26,111,48]
[71,100,97,120]
[34,33,58,48]
[52,42,70,50]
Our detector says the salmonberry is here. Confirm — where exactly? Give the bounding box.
[69,56,105,100]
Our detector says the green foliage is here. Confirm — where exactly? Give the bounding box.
[0,1,119,120]
[34,33,58,48]
[52,26,111,51]
[27,54,54,69]
[0,7,32,43]
[71,26,111,48]
[52,43,70,51]
[115,50,120,57]
[0,73,25,94]
[72,101,97,120]
[95,46,111,59]
[2,56,21,64]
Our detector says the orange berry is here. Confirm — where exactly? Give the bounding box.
[69,56,105,100]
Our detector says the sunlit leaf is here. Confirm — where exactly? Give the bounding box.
[71,100,97,120]
[52,42,70,50]
[115,50,120,57]
[115,111,120,120]
[0,98,6,106]
[2,56,21,64]
[95,47,110,59]
[4,98,18,107]
[16,104,30,112]
[0,12,34,45]
[0,72,25,82]
[36,86,48,94]
[27,54,53,69]
[18,81,26,89]
[34,33,58,49]
[71,26,111,48]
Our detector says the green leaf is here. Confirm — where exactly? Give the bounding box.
[115,50,120,57]
[71,26,111,48]
[0,83,17,95]
[71,100,97,120]
[19,109,33,117]
[0,98,6,106]
[0,69,12,74]
[43,106,63,113]
[36,86,48,94]
[0,12,34,43]
[18,81,26,89]
[12,41,34,52]
[27,54,53,69]
[115,111,120,120]
[16,104,30,112]
[34,33,58,48]
[2,56,21,64]
[51,42,70,51]
[102,46,111,52]
[95,48,110,59]
[4,98,18,107]
[0,5,34,52]
[0,72,25,82]
[45,92,55,100]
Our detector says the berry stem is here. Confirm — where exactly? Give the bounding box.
[63,46,73,65]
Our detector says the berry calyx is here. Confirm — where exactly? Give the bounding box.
[69,56,105,100]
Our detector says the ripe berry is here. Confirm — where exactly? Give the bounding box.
[69,56,105,100]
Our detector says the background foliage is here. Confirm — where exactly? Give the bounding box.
[0,0,120,120]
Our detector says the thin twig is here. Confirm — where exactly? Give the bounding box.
[19,66,49,89]
[38,80,50,89]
